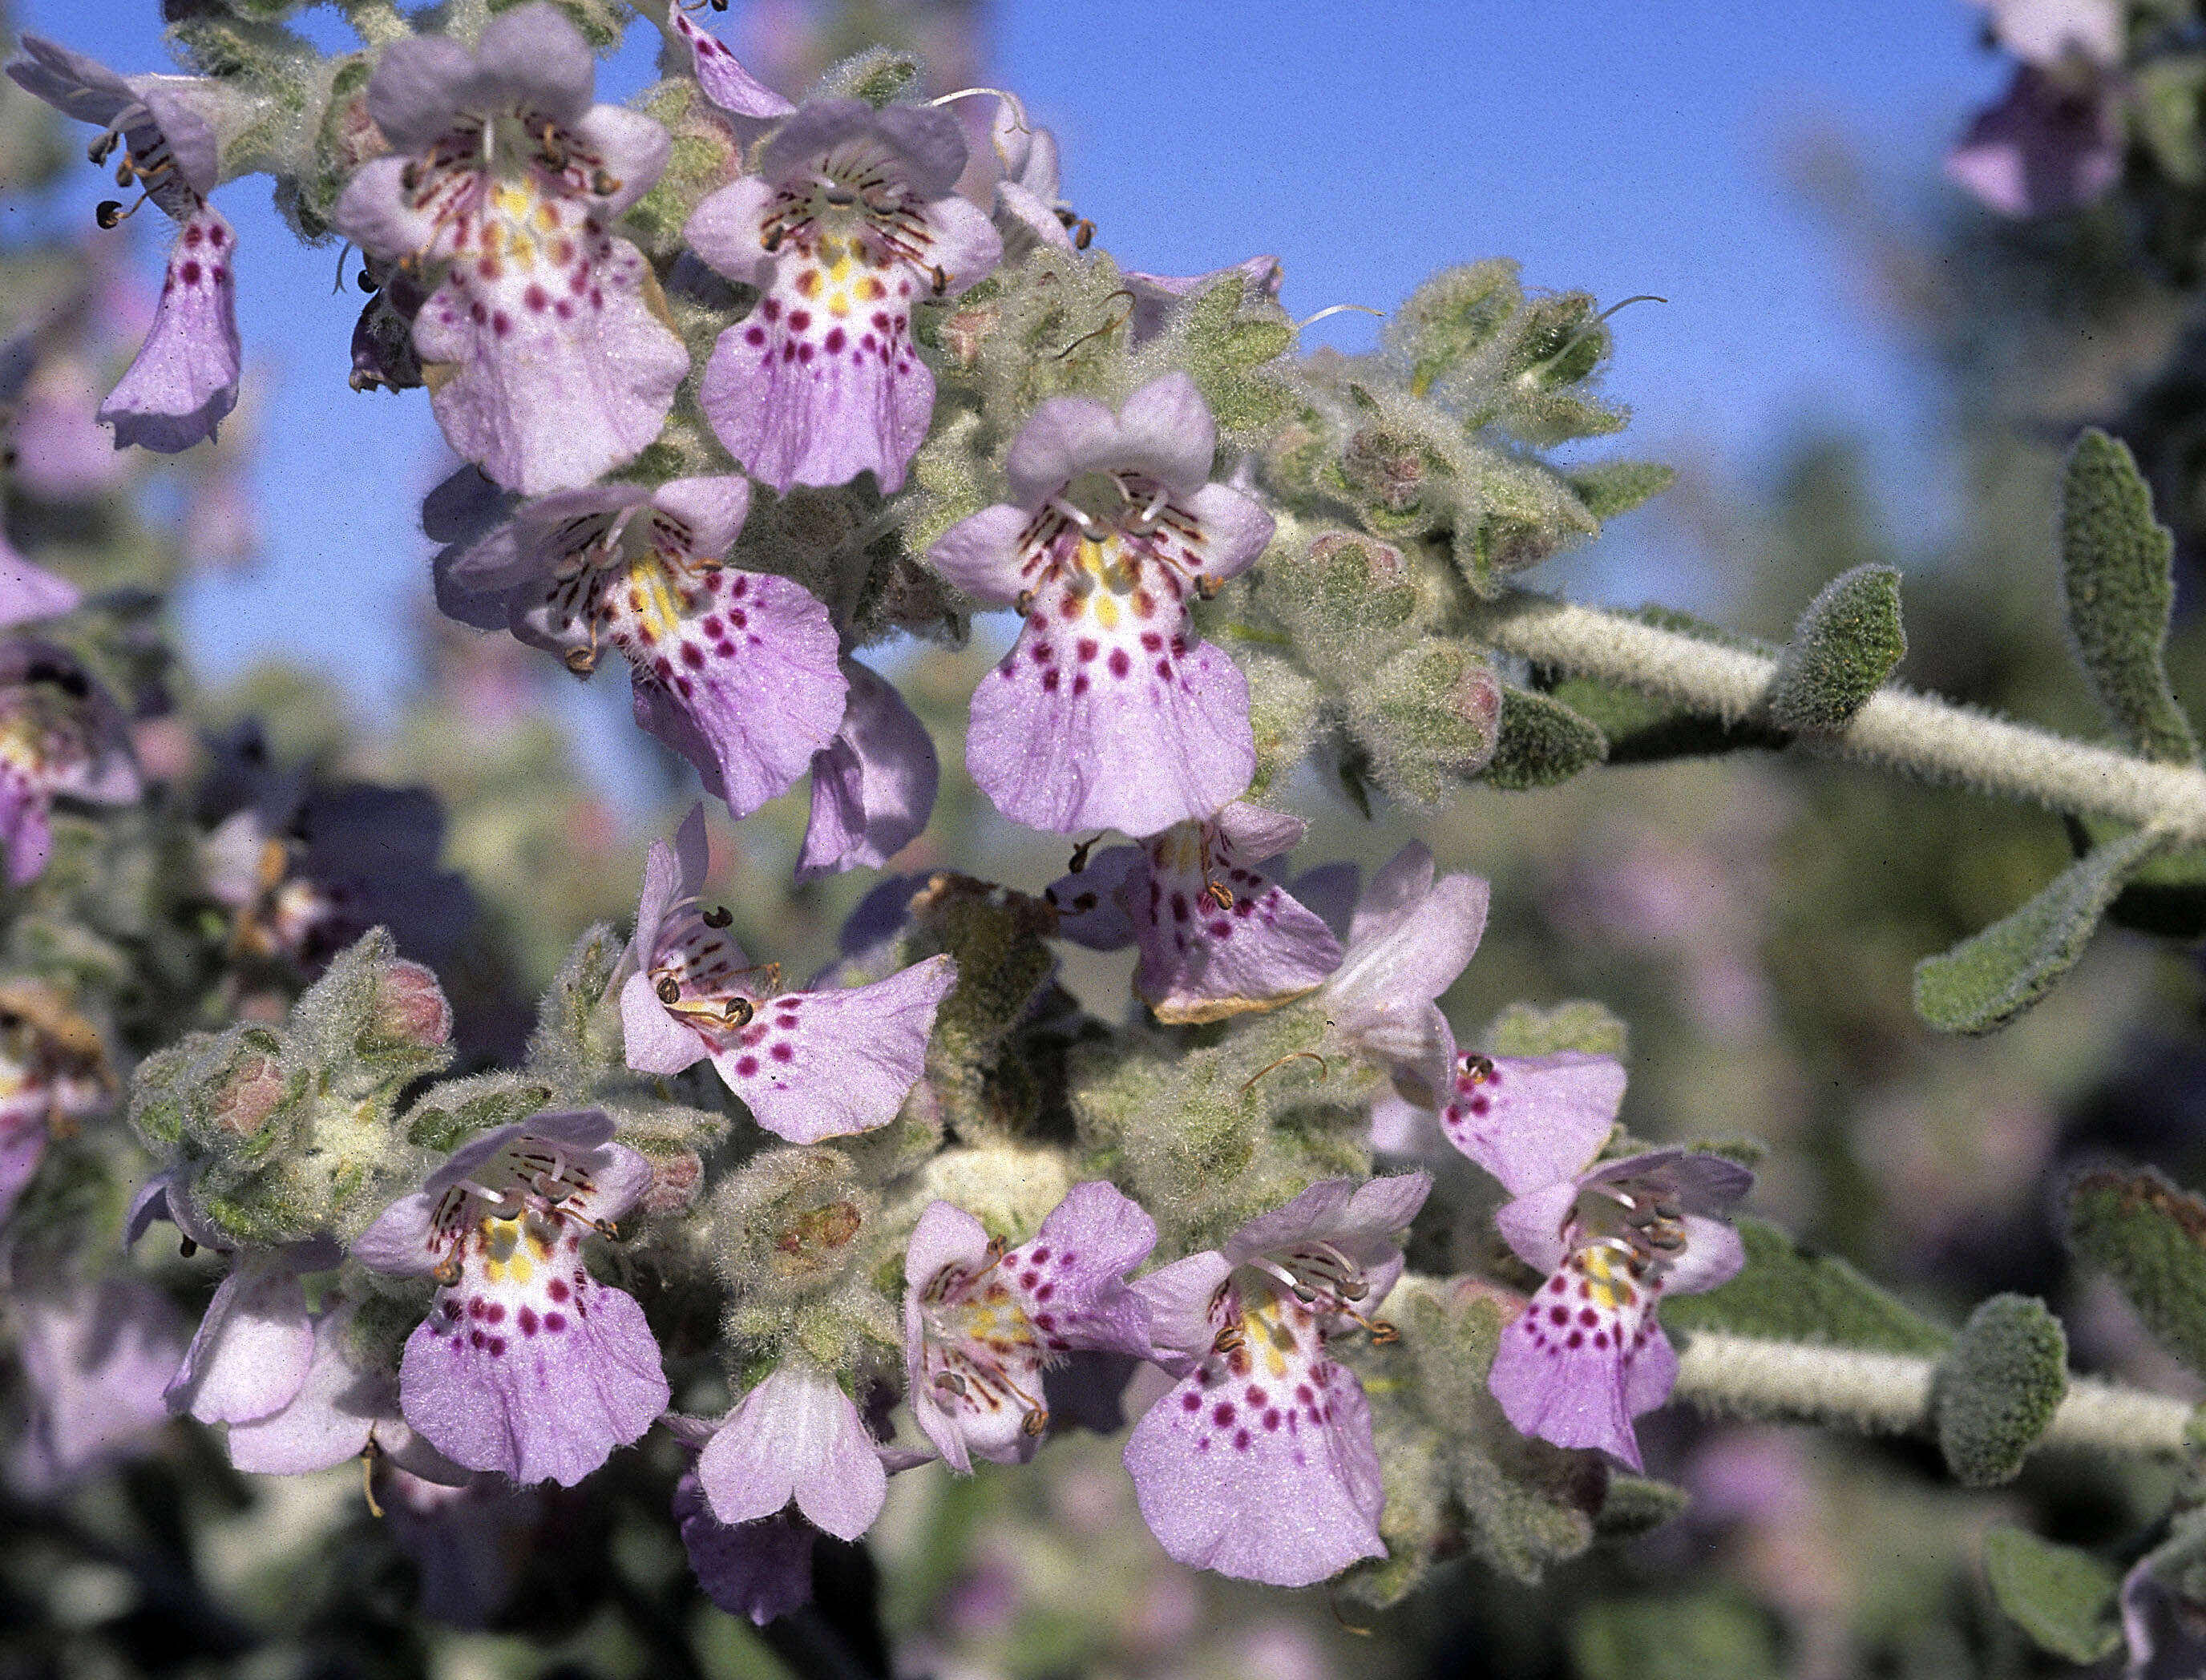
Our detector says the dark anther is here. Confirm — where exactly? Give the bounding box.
[702,906,733,929]
[1368,1321,1400,1345]
[88,131,119,166]
[590,169,621,196]
[725,997,754,1028]
[930,264,948,296]
[115,156,135,188]
[1464,1053,1495,1083]
[95,200,126,229]
[563,644,597,676]
[179,1237,197,1258]
[1067,834,1101,874]
[1015,588,1036,616]
[762,224,784,253]
[1194,575,1222,600]
[358,267,380,293]
[1020,1408,1049,1438]
[656,975,682,1005]
[400,160,421,193]
[823,185,858,208]
[1073,219,1095,250]
[431,1255,463,1286]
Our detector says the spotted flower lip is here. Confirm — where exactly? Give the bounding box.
[1047,800,1342,1024]
[0,640,141,886]
[643,1,795,120]
[5,41,243,454]
[685,98,1002,495]
[1445,1050,1753,1471]
[1123,1173,1428,1588]
[903,1182,1158,1473]
[614,805,956,1142]
[353,1108,670,1487]
[928,372,1272,837]
[331,2,687,495]
[442,476,846,818]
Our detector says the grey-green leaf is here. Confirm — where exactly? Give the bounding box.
[1766,564,1906,733]
[1982,1529,2123,1664]
[1912,824,2175,1036]
[1933,1295,2068,1487]
[2064,1165,2206,1379]
[2060,429,2199,765]
[1480,685,1607,790]
[1565,460,1677,522]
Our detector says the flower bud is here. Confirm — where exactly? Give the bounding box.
[210,1051,285,1137]
[367,959,452,1053]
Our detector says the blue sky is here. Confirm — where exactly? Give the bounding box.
[4,0,2000,717]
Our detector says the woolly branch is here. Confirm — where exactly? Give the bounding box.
[1672,1331,2198,1460]
[1478,594,2206,844]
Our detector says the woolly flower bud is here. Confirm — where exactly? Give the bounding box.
[712,1147,873,1298]
[366,959,453,1054]
[210,1052,285,1137]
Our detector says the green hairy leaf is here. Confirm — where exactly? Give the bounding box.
[1933,1294,2068,1487]
[1564,459,1676,522]
[2059,429,2199,765]
[1766,564,1906,733]
[2065,1165,2206,1379]
[1571,1595,1781,1680]
[1982,1529,2123,1664]
[1661,1218,1951,1355]
[1480,685,1607,790]
[1912,824,2175,1036]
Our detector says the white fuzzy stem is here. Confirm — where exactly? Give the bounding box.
[1480,596,2206,844]
[1673,1332,2197,1459]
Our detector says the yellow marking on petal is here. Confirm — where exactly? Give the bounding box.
[493,184,534,220]
[1094,593,1121,631]
[828,252,853,285]
[509,233,537,269]
[623,557,685,644]
[829,294,850,318]
[535,202,558,232]
[797,269,822,298]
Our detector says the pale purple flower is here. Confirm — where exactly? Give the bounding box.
[903,1181,1158,1471]
[0,987,110,1229]
[331,4,688,494]
[1946,65,2123,217]
[15,584,88,683]
[1124,256,1283,345]
[1047,800,1342,1024]
[1976,0,2123,68]
[693,1361,887,1539]
[1317,842,1489,1104]
[164,1242,336,1429]
[1441,1051,1751,1471]
[353,1109,669,1487]
[648,2,794,120]
[675,1478,816,1625]
[798,658,939,881]
[200,769,475,971]
[9,1273,188,1495]
[223,1295,465,1482]
[615,805,956,1141]
[2122,1529,2206,1680]
[1123,1173,1429,1587]
[685,99,1002,494]
[442,475,846,819]
[7,357,127,500]
[380,1468,543,1629]
[0,640,140,886]
[928,373,1272,836]
[980,96,1077,259]
[5,39,241,452]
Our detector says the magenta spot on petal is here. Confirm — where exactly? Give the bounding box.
[184,224,204,248]
[180,260,203,285]
[736,1054,759,1076]
[484,1303,505,1325]
[1109,648,1130,678]
[1213,1403,1235,1427]
[770,1043,793,1062]
[525,284,548,312]
[1469,1093,1491,1116]
[1233,1428,1251,1451]
[547,1278,569,1302]
[487,1337,506,1355]
[544,1311,566,1332]
[1594,1331,1608,1347]
[1182,1391,1202,1411]
[745,325,767,345]
[1263,1409,1281,1431]
[470,1329,486,1348]
[1579,1308,1598,1327]
[1549,1306,1569,1325]
[519,1306,539,1335]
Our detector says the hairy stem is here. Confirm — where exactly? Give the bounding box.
[335,0,412,45]
[1477,595,2206,844]
[1672,1331,2199,1460]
